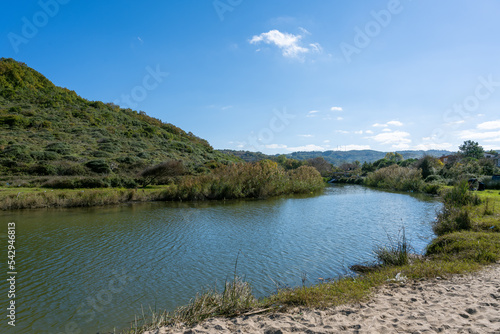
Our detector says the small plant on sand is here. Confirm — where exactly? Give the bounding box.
[173,277,257,326]
[374,227,412,266]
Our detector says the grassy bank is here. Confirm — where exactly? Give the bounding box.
[124,184,500,333]
[0,162,324,210]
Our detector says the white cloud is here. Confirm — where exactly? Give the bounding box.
[265,144,288,149]
[330,106,343,112]
[446,120,465,126]
[477,120,500,130]
[371,130,412,145]
[459,129,500,140]
[354,130,363,135]
[387,121,403,127]
[392,143,411,150]
[298,27,311,35]
[323,140,330,143]
[298,134,313,137]
[250,30,320,59]
[335,130,349,134]
[333,144,371,151]
[336,116,344,121]
[373,121,403,128]
[413,142,453,150]
[365,130,374,134]
[382,128,391,132]
[285,144,325,152]
[307,110,319,117]
[309,43,323,53]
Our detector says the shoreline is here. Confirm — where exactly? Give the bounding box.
[145,262,500,334]
[124,185,500,334]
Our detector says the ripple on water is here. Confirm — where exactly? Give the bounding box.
[0,185,442,334]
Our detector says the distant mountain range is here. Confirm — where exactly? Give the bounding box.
[219,149,455,165]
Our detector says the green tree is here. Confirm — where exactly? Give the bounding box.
[459,140,484,160]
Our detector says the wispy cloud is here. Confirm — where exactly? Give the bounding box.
[286,144,325,151]
[372,121,404,127]
[477,120,500,130]
[371,130,412,148]
[333,144,371,151]
[335,130,349,134]
[298,134,313,137]
[330,106,343,112]
[265,144,288,149]
[249,29,322,59]
[307,110,319,117]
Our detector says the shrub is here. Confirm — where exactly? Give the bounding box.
[424,174,442,183]
[139,160,185,187]
[173,277,256,326]
[45,142,71,155]
[85,159,111,174]
[0,114,29,128]
[29,164,58,176]
[0,144,32,162]
[483,176,500,190]
[427,232,500,264]
[443,179,481,207]
[433,207,473,236]
[374,228,411,266]
[31,151,59,161]
[365,165,423,192]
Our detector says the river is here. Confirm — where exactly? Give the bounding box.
[0,185,442,333]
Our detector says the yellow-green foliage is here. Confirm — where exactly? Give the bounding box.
[0,188,166,210]
[160,161,324,201]
[365,165,423,191]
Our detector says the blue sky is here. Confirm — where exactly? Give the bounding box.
[2,0,500,154]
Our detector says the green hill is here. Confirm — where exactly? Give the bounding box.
[0,58,240,183]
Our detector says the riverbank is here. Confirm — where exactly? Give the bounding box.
[127,186,500,334]
[143,262,500,333]
[0,164,325,210]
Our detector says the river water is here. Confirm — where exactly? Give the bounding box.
[0,185,442,333]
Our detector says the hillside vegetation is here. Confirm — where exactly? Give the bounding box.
[0,58,240,187]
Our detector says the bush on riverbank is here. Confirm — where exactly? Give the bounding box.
[158,161,324,201]
[0,161,324,210]
[364,165,424,192]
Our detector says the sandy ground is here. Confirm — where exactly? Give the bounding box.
[145,263,500,334]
